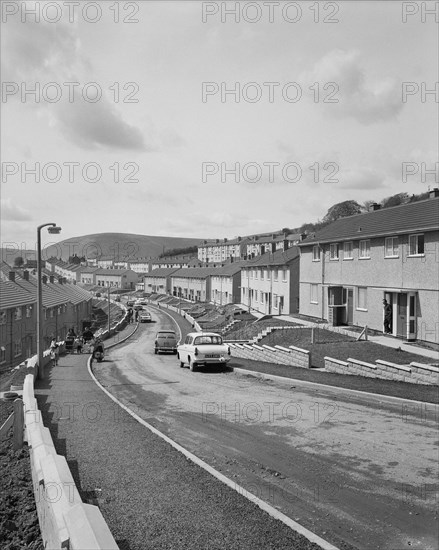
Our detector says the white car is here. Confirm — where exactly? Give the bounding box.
[139,310,152,322]
[177,332,231,371]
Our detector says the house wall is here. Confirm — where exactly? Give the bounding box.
[171,276,210,301]
[144,276,169,295]
[241,262,299,315]
[299,230,439,343]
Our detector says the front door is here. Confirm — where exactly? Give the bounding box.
[346,289,353,324]
[396,293,407,338]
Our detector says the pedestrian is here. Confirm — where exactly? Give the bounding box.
[383,299,392,334]
[50,338,59,366]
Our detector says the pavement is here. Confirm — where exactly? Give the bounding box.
[33,321,337,550]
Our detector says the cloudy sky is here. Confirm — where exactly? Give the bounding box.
[1,0,438,250]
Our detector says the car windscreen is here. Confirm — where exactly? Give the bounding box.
[194,335,223,345]
[158,332,175,338]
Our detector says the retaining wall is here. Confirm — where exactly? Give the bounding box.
[229,342,311,368]
[22,374,119,549]
[324,356,439,385]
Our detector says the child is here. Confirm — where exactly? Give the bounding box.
[74,337,83,354]
[50,339,59,366]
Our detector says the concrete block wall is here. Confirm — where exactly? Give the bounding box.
[22,374,119,549]
[229,342,311,368]
[324,357,439,385]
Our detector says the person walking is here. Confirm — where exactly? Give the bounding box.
[383,299,392,334]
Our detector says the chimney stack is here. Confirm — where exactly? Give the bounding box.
[369,203,381,212]
[42,275,48,284]
[8,271,15,282]
[23,270,29,281]
[429,188,439,199]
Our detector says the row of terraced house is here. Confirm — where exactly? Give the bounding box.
[0,265,93,370]
[144,193,439,345]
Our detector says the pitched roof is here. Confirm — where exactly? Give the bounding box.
[211,261,248,276]
[244,246,300,267]
[144,267,180,278]
[0,281,35,309]
[172,267,218,279]
[300,197,439,245]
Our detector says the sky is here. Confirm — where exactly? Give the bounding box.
[1,0,438,252]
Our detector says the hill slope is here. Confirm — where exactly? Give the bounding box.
[42,233,204,261]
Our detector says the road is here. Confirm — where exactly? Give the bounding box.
[93,305,439,550]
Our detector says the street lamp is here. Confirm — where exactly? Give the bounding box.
[37,223,61,379]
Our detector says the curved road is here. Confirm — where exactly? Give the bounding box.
[93,306,439,550]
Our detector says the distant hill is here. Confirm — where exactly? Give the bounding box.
[40,233,204,261]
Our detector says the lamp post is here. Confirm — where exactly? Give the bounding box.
[37,223,61,379]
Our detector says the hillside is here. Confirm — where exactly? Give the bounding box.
[41,233,204,261]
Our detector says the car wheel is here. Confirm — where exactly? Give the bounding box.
[154,348,158,355]
[189,358,196,372]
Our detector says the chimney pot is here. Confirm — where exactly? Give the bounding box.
[49,275,55,283]
[8,271,15,282]
[42,275,48,284]
[23,270,29,281]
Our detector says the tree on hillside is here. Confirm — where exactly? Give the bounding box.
[322,200,363,225]
[14,256,24,267]
[380,193,409,209]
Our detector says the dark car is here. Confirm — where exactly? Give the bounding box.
[155,330,178,354]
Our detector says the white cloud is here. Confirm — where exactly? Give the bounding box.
[302,49,404,125]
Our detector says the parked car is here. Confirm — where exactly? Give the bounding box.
[127,299,135,306]
[155,330,178,354]
[139,299,148,305]
[139,311,152,322]
[177,332,231,371]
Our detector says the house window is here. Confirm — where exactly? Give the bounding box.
[50,309,54,318]
[385,237,399,258]
[282,269,287,281]
[0,346,6,364]
[273,294,278,309]
[260,269,264,280]
[357,287,367,310]
[260,291,264,304]
[310,284,318,304]
[359,240,370,259]
[14,340,22,357]
[343,242,353,260]
[26,305,32,318]
[14,307,22,321]
[274,269,278,281]
[329,243,339,260]
[312,245,320,261]
[0,312,6,325]
[408,234,424,256]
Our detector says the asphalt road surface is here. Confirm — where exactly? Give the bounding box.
[93,306,439,550]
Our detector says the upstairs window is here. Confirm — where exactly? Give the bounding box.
[408,234,424,256]
[385,237,399,258]
[329,243,339,260]
[0,312,6,325]
[343,242,353,260]
[359,240,370,259]
[312,245,320,261]
[14,307,22,321]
